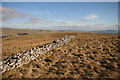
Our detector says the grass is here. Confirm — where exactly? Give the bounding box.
[1,29,119,78]
[2,32,76,59]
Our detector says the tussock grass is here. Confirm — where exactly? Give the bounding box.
[2,29,119,78]
[2,32,76,59]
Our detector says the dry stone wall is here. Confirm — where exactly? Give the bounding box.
[0,35,76,74]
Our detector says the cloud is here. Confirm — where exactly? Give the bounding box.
[80,13,98,22]
[80,19,88,22]
[56,19,72,24]
[57,23,117,31]
[29,17,43,23]
[87,14,98,19]
[1,6,49,24]
[93,24,105,26]
[3,22,117,31]
[28,17,48,24]
[0,6,30,21]
[59,24,115,27]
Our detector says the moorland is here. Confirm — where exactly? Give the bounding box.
[1,28,119,79]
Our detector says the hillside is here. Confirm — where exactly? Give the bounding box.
[1,28,119,79]
[88,30,118,34]
[1,28,59,38]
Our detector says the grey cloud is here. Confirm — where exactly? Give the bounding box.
[0,6,30,21]
[56,19,72,24]
[1,6,49,24]
[40,21,49,23]
[29,17,48,24]
[93,24,105,26]
[29,17,44,23]
[80,19,88,22]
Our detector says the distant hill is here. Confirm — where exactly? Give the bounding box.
[1,28,118,39]
[88,30,118,34]
[58,30,86,32]
[58,30,118,34]
[1,28,59,38]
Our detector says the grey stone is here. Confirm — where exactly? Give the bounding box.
[0,35,76,74]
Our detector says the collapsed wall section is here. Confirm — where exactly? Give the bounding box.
[0,35,76,74]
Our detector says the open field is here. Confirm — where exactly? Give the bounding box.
[1,28,119,78]
[2,28,75,59]
[1,28,59,38]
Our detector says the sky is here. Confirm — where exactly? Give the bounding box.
[1,2,118,31]
[1,0,120,2]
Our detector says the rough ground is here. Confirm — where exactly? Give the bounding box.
[2,31,74,60]
[2,32,120,79]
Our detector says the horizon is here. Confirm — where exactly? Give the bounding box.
[1,27,118,32]
[1,2,118,31]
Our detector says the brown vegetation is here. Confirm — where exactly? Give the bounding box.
[2,29,119,79]
[2,31,75,59]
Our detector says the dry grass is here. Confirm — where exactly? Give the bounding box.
[2,30,119,79]
[1,28,58,37]
[2,32,75,59]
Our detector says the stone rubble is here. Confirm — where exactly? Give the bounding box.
[0,35,76,74]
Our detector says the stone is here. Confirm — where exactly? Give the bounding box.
[0,35,76,74]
